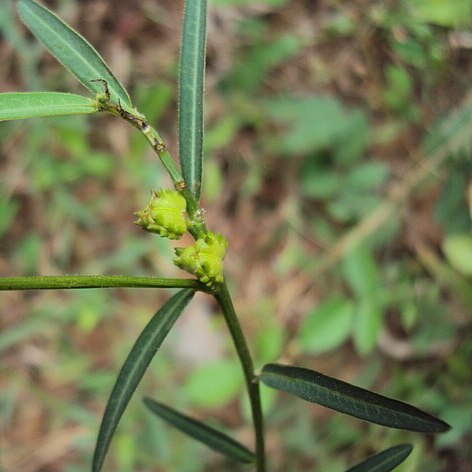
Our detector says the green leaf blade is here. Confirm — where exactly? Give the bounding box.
[178,0,208,199]
[17,0,131,106]
[346,444,413,472]
[0,92,97,121]
[92,289,195,472]
[297,294,354,354]
[261,364,450,433]
[143,397,255,463]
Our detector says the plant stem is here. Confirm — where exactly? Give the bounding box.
[214,281,266,472]
[140,125,183,185]
[103,101,184,185]
[0,276,206,291]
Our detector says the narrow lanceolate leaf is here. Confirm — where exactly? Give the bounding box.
[18,0,131,106]
[92,290,195,472]
[346,444,413,472]
[261,364,450,433]
[178,0,207,199]
[0,92,97,121]
[143,397,255,463]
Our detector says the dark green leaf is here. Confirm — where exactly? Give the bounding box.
[261,364,450,433]
[346,444,413,472]
[0,92,97,121]
[143,397,255,463]
[18,0,131,106]
[92,290,195,472]
[178,0,207,199]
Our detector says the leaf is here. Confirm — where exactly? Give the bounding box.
[423,95,472,158]
[442,233,472,277]
[297,294,354,354]
[185,359,243,408]
[342,244,381,299]
[383,65,413,112]
[178,0,208,199]
[345,162,389,191]
[255,317,284,364]
[260,364,450,433]
[17,0,131,106]
[434,168,470,235]
[352,300,382,355]
[408,0,471,27]
[143,397,255,463]
[222,34,301,94]
[92,289,195,472]
[0,92,97,121]
[346,444,413,472]
[265,96,369,162]
[342,245,384,354]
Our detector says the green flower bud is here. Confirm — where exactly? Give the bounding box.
[134,190,187,240]
[174,232,228,288]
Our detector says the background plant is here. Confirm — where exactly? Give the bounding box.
[1,0,471,471]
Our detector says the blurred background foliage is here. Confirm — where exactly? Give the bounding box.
[0,0,471,470]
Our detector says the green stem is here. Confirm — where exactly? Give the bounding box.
[141,126,183,185]
[214,281,266,472]
[0,276,206,291]
[96,96,182,185]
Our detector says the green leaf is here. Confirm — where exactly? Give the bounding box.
[92,290,195,472]
[212,0,287,6]
[265,97,369,162]
[407,0,472,27]
[223,34,301,94]
[346,444,413,472]
[343,245,384,354]
[261,364,450,433]
[17,0,131,106]
[185,359,243,408]
[143,397,255,463]
[442,234,472,277]
[255,317,285,364]
[352,300,382,355]
[178,0,208,199]
[342,244,381,299]
[383,65,413,112]
[345,162,389,191]
[0,92,97,121]
[297,295,354,354]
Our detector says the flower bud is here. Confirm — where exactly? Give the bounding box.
[174,232,228,288]
[134,190,187,240]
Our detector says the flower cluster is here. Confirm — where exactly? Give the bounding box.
[135,189,227,288]
[134,190,187,240]
[174,232,228,288]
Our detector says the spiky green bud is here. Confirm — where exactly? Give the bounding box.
[174,232,228,288]
[134,190,187,239]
